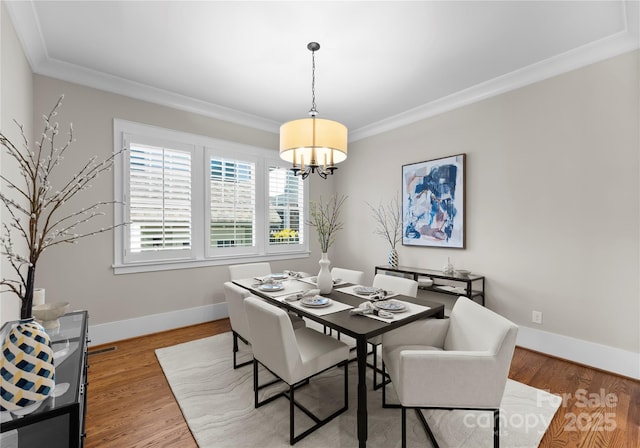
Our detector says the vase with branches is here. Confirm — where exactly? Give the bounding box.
[0,96,125,319]
[367,195,402,268]
[307,194,347,293]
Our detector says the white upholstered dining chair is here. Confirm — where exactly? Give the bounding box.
[372,273,418,297]
[228,262,272,280]
[223,282,305,369]
[369,274,419,389]
[381,297,518,448]
[244,296,350,445]
[331,267,365,285]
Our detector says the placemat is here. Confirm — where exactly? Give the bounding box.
[298,276,349,287]
[362,300,430,323]
[286,298,354,316]
[256,282,316,298]
[335,285,399,300]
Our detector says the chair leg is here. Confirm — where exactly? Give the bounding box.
[253,358,348,445]
[290,384,295,445]
[406,405,498,448]
[401,407,407,448]
[233,331,252,369]
[494,409,500,448]
[370,343,389,390]
[253,359,259,408]
[373,346,378,389]
[343,360,349,407]
[382,360,387,406]
[381,361,399,408]
[416,408,440,448]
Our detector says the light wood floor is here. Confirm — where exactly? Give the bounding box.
[85,319,639,447]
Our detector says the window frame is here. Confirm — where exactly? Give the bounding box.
[113,119,309,274]
[122,133,197,264]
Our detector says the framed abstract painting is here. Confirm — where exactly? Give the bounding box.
[402,154,466,248]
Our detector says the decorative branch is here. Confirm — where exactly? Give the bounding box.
[366,194,402,250]
[307,194,347,253]
[0,95,127,317]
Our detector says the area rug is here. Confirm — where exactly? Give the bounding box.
[156,332,562,447]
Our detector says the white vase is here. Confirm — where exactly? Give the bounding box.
[317,252,333,294]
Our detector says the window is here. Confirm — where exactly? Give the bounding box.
[208,154,257,254]
[268,166,304,249]
[114,120,308,274]
[129,142,192,255]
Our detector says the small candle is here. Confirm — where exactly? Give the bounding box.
[324,153,327,170]
[33,288,45,306]
[301,154,305,171]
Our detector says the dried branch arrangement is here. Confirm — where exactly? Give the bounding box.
[0,96,125,318]
[307,194,347,253]
[367,195,402,250]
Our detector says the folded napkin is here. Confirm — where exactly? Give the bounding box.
[348,301,394,319]
[336,285,399,300]
[299,276,345,286]
[283,289,321,302]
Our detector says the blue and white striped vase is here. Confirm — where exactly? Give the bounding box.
[388,248,399,268]
[0,318,55,412]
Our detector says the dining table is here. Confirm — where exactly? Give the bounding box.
[233,274,445,448]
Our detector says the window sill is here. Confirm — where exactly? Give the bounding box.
[113,251,311,275]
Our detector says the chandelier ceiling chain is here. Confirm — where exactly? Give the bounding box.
[279,41,348,180]
[309,42,318,116]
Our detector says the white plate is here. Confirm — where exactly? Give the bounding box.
[374,300,406,312]
[354,286,379,295]
[259,283,284,292]
[300,296,331,307]
[270,273,287,280]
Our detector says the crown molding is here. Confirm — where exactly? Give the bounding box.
[350,23,640,141]
[6,0,639,141]
[3,0,280,134]
[37,57,281,133]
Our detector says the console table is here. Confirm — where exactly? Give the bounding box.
[375,265,485,305]
[0,311,89,448]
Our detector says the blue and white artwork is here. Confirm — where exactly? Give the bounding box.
[402,154,465,248]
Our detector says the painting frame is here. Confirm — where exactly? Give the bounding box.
[402,154,466,249]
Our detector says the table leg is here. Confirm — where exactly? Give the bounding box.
[356,336,368,448]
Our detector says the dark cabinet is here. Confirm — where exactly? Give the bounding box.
[1,311,89,448]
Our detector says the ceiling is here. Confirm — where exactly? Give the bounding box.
[6,1,639,141]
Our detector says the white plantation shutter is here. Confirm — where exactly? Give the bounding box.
[209,158,256,248]
[128,142,192,255]
[268,166,304,247]
[114,120,308,273]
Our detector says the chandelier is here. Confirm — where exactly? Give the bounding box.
[279,42,348,179]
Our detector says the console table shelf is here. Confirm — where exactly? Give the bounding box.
[375,265,485,305]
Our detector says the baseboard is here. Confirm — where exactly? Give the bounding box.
[88,303,229,346]
[517,325,640,380]
[89,306,639,380]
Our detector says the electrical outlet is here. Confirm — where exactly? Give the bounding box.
[532,310,543,324]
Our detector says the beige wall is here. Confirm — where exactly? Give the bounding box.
[1,2,33,323]
[32,75,332,326]
[334,50,639,354]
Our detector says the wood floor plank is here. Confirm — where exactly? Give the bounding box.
[85,320,229,448]
[85,319,638,448]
